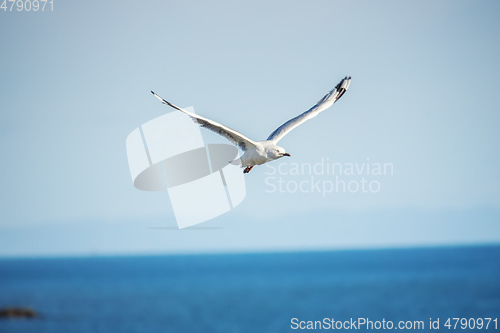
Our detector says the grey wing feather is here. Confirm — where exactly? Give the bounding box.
[189,117,253,151]
[266,76,351,143]
[151,91,257,151]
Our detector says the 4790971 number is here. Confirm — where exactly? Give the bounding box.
[444,318,498,330]
[1,0,53,11]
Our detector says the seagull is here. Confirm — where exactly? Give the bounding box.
[151,76,351,173]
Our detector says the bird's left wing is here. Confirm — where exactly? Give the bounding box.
[266,76,351,143]
[151,91,257,151]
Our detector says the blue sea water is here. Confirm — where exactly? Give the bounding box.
[0,246,499,333]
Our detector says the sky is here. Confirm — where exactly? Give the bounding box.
[0,0,499,256]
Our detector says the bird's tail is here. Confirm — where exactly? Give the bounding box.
[229,158,242,167]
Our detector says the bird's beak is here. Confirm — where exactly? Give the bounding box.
[283,153,291,157]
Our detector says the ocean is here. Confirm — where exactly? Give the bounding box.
[0,245,499,333]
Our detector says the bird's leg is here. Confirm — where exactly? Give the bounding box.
[243,166,253,173]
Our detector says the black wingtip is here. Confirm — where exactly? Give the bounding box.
[151,91,155,95]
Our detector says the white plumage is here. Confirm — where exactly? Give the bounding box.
[152,76,351,173]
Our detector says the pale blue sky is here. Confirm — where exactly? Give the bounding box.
[0,0,499,256]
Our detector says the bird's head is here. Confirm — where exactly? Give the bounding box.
[273,146,291,159]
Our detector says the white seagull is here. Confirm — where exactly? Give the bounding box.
[152,76,351,173]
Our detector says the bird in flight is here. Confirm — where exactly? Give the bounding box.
[151,76,351,173]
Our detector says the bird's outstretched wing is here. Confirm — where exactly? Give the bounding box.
[266,76,351,143]
[151,91,257,151]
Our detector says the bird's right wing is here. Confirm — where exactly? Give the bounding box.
[266,76,351,143]
[151,91,257,151]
